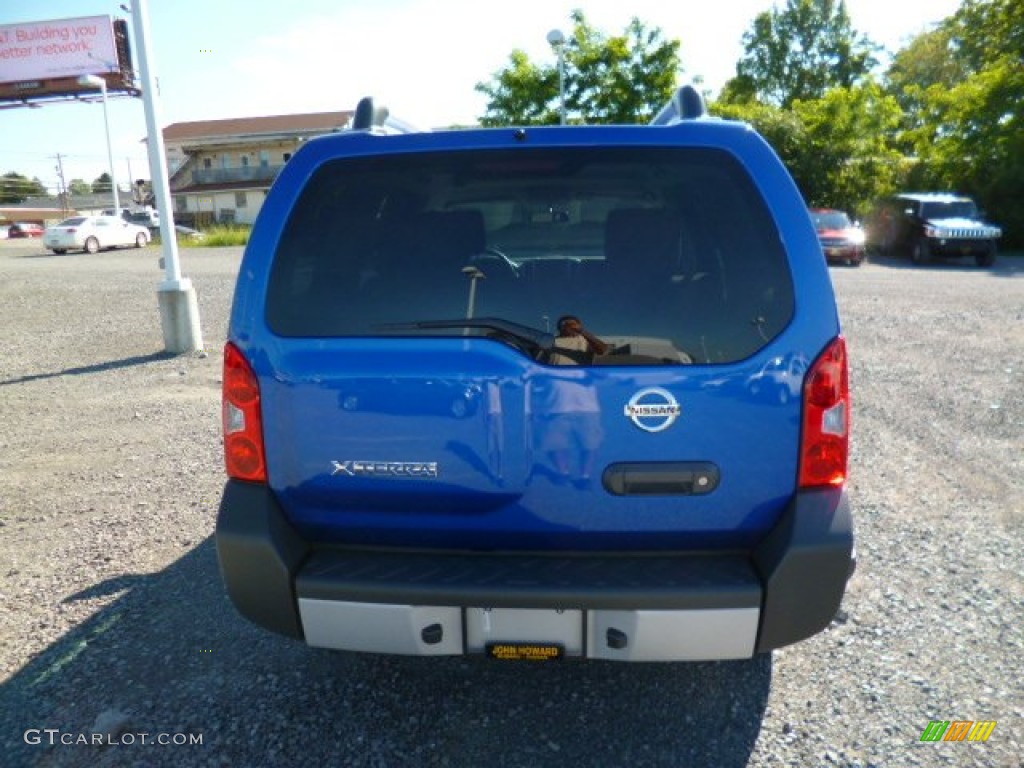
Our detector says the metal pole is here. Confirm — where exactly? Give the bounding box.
[547,29,567,125]
[130,0,181,284]
[97,79,121,212]
[558,49,566,125]
[77,75,121,212]
[130,0,203,353]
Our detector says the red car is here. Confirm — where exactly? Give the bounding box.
[7,221,45,238]
[809,208,865,266]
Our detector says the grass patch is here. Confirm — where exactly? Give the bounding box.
[151,224,251,248]
[196,224,251,247]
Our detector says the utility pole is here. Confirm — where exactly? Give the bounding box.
[54,154,69,217]
[126,157,136,204]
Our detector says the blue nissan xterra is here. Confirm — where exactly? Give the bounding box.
[216,88,854,662]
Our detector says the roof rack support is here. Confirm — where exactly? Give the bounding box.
[348,96,425,134]
[352,97,390,130]
[650,85,708,125]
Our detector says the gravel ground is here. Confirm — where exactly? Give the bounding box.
[1,238,1021,768]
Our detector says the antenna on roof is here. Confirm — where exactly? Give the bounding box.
[650,85,708,125]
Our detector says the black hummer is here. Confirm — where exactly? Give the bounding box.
[869,193,1001,267]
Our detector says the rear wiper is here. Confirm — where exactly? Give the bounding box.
[378,317,555,351]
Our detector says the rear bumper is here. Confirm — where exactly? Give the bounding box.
[216,480,853,661]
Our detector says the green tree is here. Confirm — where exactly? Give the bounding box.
[948,0,1023,74]
[476,49,556,126]
[0,172,46,203]
[790,83,905,214]
[885,26,963,116]
[476,10,681,126]
[897,0,1024,244]
[713,100,807,169]
[68,179,92,196]
[715,83,903,216]
[67,177,92,195]
[92,173,112,194]
[724,0,878,107]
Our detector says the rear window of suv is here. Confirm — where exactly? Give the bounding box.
[266,146,794,364]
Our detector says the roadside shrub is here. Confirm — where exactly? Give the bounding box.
[198,225,251,247]
[150,224,251,248]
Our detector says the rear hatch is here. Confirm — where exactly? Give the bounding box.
[241,132,839,552]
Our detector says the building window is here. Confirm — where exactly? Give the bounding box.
[176,196,187,213]
[283,152,292,162]
[202,158,212,169]
[219,208,236,224]
[235,192,247,208]
[259,150,270,168]
[240,155,249,168]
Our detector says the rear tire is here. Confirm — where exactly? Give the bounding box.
[84,237,99,254]
[135,232,147,248]
[51,249,67,255]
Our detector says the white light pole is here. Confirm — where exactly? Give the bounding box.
[77,74,121,212]
[546,29,566,125]
[129,0,203,354]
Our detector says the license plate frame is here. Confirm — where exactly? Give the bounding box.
[465,607,583,657]
[486,642,565,661]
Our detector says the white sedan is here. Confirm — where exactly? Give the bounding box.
[44,215,151,255]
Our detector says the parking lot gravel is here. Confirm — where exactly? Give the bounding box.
[1,239,1022,767]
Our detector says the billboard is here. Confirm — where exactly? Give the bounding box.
[0,16,118,81]
[0,16,136,107]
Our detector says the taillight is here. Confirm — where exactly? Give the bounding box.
[799,337,850,488]
[222,342,267,482]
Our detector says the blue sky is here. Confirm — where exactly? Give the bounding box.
[1,0,962,194]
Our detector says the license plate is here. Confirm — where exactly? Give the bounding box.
[465,607,583,656]
[486,642,564,661]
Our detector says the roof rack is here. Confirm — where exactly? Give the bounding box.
[348,97,424,134]
[649,85,708,125]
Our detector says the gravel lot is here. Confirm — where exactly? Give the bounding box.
[1,238,1022,767]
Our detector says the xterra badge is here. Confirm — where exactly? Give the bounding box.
[331,460,439,478]
[624,388,682,433]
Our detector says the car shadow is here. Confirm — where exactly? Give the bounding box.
[864,252,1024,276]
[12,247,69,259]
[0,352,177,387]
[2,537,772,768]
